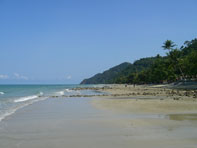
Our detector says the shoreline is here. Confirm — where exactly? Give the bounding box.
[0,96,49,123]
[71,84,197,100]
[1,84,197,123]
[1,96,197,148]
[1,84,197,148]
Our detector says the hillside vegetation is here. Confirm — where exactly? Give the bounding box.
[81,38,197,84]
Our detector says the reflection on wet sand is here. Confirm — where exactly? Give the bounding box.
[167,113,197,121]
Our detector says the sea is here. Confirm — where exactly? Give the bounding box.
[0,84,104,122]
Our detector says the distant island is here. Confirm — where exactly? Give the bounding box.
[81,38,197,84]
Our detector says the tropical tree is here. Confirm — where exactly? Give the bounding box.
[162,40,176,50]
[162,40,184,80]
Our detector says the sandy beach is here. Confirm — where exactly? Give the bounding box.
[0,84,197,148]
[1,0,197,147]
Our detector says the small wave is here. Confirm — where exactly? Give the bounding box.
[0,96,48,122]
[65,89,72,92]
[56,91,64,96]
[14,95,38,103]
[0,109,17,122]
[0,92,4,95]
[0,106,22,122]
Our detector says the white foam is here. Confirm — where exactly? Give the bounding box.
[14,95,38,103]
[0,96,48,122]
[0,92,4,95]
[65,89,72,92]
[0,108,18,122]
[56,91,64,96]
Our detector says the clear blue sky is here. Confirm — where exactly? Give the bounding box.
[0,0,196,84]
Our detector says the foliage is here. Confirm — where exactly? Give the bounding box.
[162,40,176,50]
[80,62,132,84]
[80,38,197,84]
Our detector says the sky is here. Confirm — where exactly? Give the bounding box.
[0,0,197,84]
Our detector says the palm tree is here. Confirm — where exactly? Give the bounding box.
[162,40,176,50]
[162,40,184,80]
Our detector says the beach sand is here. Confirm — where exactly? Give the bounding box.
[0,95,197,148]
[92,97,197,114]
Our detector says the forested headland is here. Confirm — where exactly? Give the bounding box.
[81,38,197,84]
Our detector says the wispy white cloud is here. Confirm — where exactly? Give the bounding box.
[66,75,72,80]
[14,73,29,80]
[0,74,9,79]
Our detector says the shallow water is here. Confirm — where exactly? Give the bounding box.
[0,84,105,122]
[0,97,197,148]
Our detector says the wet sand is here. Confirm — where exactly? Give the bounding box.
[92,98,197,114]
[0,97,197,148]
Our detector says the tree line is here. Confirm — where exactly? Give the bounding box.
[115,38,197,84]
[81,38,197,84]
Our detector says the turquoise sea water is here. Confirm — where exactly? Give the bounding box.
[0,84,104,122]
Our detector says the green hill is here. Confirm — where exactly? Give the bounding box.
[80,57,157,84]
[80,38,197,85]
[80,62,131,84]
